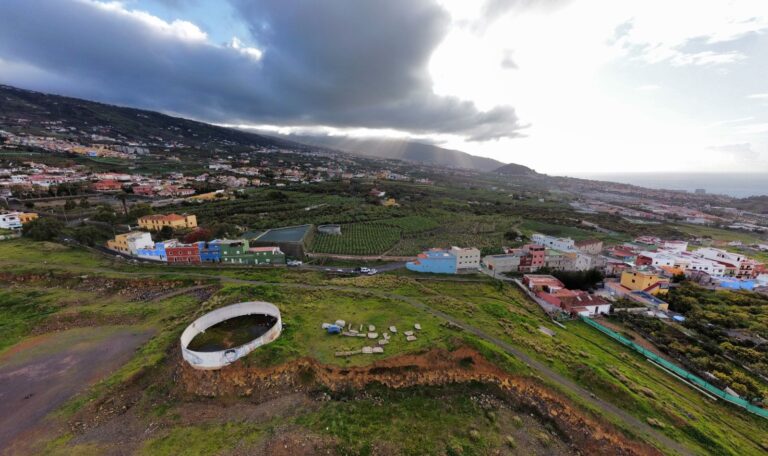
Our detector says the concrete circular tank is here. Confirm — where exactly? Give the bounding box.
[180,301,282,370]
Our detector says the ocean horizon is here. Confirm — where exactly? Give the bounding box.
[564,172,768,199]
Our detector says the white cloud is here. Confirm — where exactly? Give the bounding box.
[747,93,768,99]
[609,0,768,67]
[708,143,759,161]
[85,0,208,42]
[227,37,262,61]
[425,0,768,172]
[736,123,768,135]
[669,51,746,67]
[707,117,754,127]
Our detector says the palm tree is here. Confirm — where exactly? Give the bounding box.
[116,193,128,216]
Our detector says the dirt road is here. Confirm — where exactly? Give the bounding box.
[0,326,152,453]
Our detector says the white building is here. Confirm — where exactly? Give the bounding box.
[126,231,154,255]
[638,251,679,268]
[531,233,576,251]
[693,247,759,278]
[661,240,688,253]
[573,252,595,271]
[451,246,481,270]
[686,258,726,277]
[0,212,22,230]
[482,254,522,273]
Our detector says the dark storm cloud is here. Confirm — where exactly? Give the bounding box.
[0,0,521,140]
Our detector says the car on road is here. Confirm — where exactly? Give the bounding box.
[367,268,378,275]
[287,260,303,267]
[359,266,371,273]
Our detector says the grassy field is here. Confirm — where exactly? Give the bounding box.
[392,278,768,456]
[4,240,768,455]
[208,283,453,367]
[673,223,768,244]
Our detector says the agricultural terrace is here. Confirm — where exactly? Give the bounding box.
[310,216,439,255]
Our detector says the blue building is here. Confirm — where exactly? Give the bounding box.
[197,240,222,263]
[406,249,457,274]
[136,241,169,262]
[716,278,756,291]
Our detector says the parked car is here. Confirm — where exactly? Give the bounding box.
[359,267,371,273]
[367,268,378,275]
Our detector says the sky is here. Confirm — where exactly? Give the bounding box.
[0,0,767,174]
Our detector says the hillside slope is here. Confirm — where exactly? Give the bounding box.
[0,84,298,150]
[494,162,537,176]
[280,134,507,172]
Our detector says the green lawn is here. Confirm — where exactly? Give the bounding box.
[212,283,452,367]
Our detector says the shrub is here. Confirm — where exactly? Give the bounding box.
[22,217,65,241]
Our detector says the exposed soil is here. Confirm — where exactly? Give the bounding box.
[178,347,663,456]
[0,272,195,301]
[0,326,153,454]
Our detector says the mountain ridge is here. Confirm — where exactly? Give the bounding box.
[0,84,533,173]
[266,134,507,172]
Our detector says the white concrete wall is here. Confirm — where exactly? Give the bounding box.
[180,301,282,370]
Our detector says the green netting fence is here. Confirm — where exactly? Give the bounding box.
[580,316,768,420]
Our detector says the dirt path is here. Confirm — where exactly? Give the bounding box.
[0,326,153,454]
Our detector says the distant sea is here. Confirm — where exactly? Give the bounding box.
[565,173,768,199]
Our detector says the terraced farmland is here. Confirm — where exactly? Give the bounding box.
[309,216,441,255]
[310,222,402,255]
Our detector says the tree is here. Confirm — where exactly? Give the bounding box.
[115,194,128,216]
[127,203,153,221]
[24,201,35,209]
[63,199,77,211]
[79,198,90,208]
[155,225,175,241]
[550,269,604,291]
[92,205,117,223]
[266,190,288,201]
[22,217,65,241]
[70,224,112,246]
[183,228,213,243]
[209,222,239,239]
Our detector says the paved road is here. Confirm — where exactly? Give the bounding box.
[299,262,406,274]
